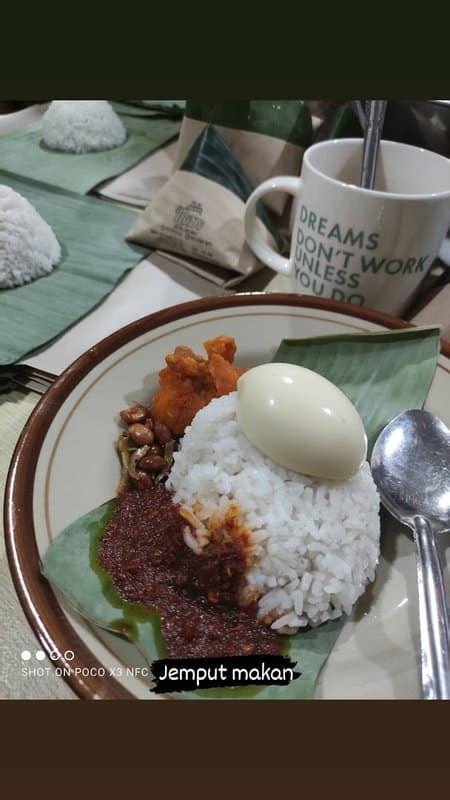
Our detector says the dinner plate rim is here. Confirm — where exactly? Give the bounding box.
[4,292,448,700]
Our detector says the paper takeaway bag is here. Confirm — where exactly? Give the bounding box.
[127,125,284,276]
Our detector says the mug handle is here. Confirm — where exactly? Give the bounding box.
[244,175,302,277]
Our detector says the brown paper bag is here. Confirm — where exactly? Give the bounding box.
[127,125,283,276]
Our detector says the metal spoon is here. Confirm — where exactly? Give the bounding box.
[360,100,387,189]
[371,409,450,699]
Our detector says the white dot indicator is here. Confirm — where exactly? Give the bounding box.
[35,650,46,661]
[21,650,31,661]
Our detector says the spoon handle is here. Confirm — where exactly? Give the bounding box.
[360,100,387,189]
[413,515,450,700]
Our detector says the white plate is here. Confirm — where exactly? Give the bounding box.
[5,294,450,699]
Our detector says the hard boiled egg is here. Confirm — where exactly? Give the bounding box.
[236,363,367,480]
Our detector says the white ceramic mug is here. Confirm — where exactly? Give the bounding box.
[245,138,450,315]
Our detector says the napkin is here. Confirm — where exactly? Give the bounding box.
[97,139,178,207]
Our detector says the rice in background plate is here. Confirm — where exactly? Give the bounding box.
[168,392,380,633]
[0,184,61,288]
[42,101,127,154]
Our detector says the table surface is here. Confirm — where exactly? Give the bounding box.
[0,389,75,698]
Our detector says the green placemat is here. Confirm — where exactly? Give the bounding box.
[113,101,186,118]
[0,113,181,195]
[0,170,148,366]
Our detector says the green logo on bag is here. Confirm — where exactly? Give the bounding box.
[174,202,205,233]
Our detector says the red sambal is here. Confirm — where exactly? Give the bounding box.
[99,485,281,659]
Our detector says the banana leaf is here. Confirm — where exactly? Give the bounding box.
[274,326,441,453]
[42,326,441,699]
[185,100,313,148]
[115,100,186,118]
[0,113,181,195]
[0,171,147,367]
[329,104,364,139]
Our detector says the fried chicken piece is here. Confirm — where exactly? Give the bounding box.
[150,336,245,435]
[207,352,246,397]
[165,345,211,379]
[203,335,236,362]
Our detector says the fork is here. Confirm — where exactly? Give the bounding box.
[0,364,57,395]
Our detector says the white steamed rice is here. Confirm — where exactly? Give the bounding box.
[168,392,380,633]
[0,185,61,289]
[42,101,127,154]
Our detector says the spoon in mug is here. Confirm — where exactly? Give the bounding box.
[360,100,387,189]
[371,409,450,700]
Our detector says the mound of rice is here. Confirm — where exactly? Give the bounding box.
[42,101,127,154]
[0,185,61,289]
[168,392,380,633]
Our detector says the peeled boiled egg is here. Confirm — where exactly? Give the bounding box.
[236,363,367,480]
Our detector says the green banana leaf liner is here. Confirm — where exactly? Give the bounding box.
[116,100,186,118]
[0,114,181,195]
[43,326,440,699]
[0,170,147,368]
[185,100,312,148]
